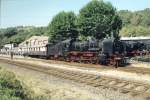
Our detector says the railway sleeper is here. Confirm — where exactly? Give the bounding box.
[68,74,91,80]
[87,78,105,85]
[90,79,110,87]
[64,74,83,80]
[59,73,85,80]
[118,85,149,96]
[82,76,100,82]
[80,75,95,80]
[73,74,90,79]
[80,75,101,81]
[133,85,148,92]
[77,76,96,83]
[114,82,128,88]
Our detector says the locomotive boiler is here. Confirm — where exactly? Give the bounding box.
[46,38,128,67]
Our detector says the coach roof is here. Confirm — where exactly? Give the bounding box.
[121,37,150,41]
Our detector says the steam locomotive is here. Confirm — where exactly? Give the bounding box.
[45,38,128,67]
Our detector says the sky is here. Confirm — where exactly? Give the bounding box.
[1,0,150,28]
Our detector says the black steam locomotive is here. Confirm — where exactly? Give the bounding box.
[46,38,128,67]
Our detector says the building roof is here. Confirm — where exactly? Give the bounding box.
[26,36,49,41]
[120,37,150,40]
[19,36,49,47]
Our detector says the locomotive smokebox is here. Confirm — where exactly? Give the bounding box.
[102,39,114,56]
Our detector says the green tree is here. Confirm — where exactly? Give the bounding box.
[77,0,122,40]
[118,10,132,26]
[140,8,150,27]
[47,11,78,43]
[119,8,150,36]
[26,27,46,38]
[2,27,17,37]
[130,13,142,26]
[0,26,47,46]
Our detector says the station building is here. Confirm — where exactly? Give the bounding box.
[17,36,49,54]
[0,44,15,55]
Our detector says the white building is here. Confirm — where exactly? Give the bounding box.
[0,44,15,54]
[3,44,14,49]
[18,36,49,54]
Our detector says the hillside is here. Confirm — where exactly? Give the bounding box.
[118,8,150,36]
[0,26,47,47]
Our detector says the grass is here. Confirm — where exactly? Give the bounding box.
[0,67,51,100]
[0,68,27,100]
[132,56,150,62]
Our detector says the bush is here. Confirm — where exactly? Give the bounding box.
[0,68,52,100]
[0,69,29,100]
[132,56,150,62]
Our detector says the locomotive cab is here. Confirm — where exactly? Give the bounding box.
[99,38,128,67]
[102,39,114,56]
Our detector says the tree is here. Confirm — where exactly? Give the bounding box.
[120,25,150,37]
[47,11,78,43]
[0,26,47,46]
[140,8,150,27]
[119,8,150,36]
[77,0,122,40]
[130,13,142,26]
[3,27,17,37]
[118,10,132,26]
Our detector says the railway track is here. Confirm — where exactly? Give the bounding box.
[1,55,150,75]
[51,62,150,75]
[22,56,150,75]
[119,67,150,75]
[34,58,150,75]
[0,58,150,99]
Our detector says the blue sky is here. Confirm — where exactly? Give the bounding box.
[1,0,150,28]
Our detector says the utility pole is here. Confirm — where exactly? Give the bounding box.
[10,41,13,60]
[26,41,29,56]
[0,0,1,28]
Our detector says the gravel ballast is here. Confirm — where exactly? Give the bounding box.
[0,61,138,100]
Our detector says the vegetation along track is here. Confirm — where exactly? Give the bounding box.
[0,58,150,98]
